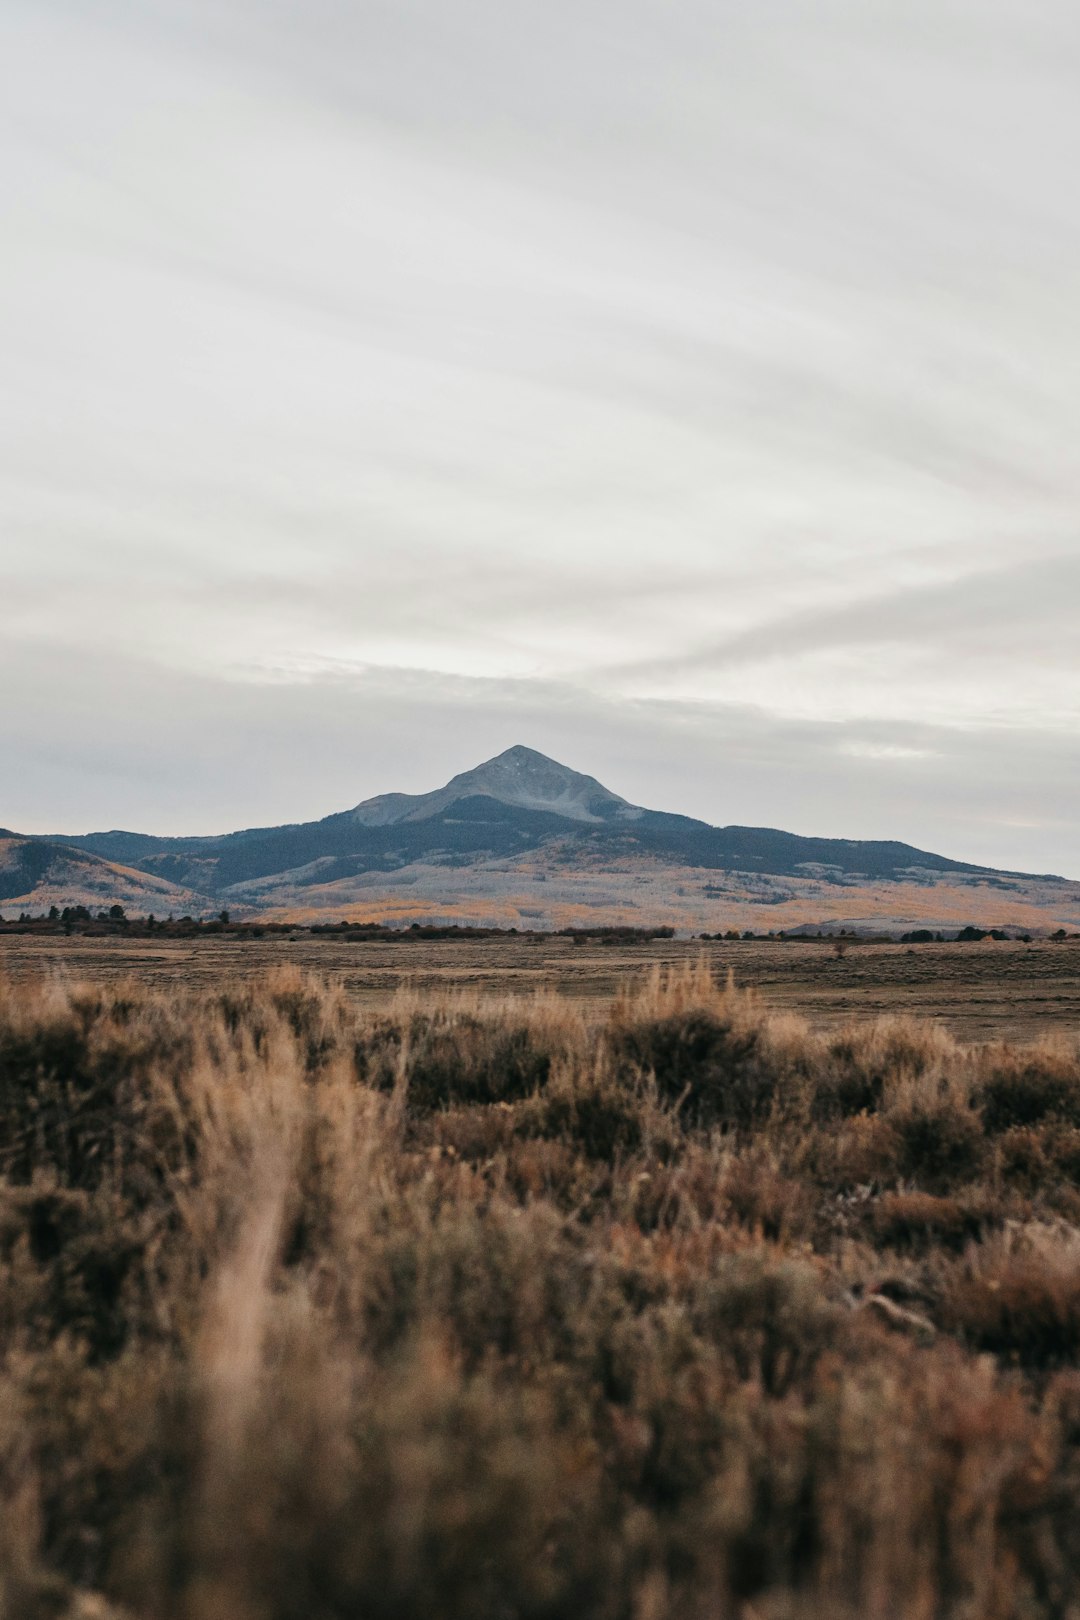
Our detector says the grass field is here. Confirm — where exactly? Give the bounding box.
[3,948,1080,1618]
[1,932,1078,1043]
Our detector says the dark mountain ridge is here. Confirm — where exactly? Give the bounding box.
[26,745,1045,904]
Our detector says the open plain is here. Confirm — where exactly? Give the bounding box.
[2,930,1078,1044]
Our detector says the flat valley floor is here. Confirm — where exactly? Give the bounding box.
[2,932,1078,1043]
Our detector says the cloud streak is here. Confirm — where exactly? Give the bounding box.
[602,555,1080,681]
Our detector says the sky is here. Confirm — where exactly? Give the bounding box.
[2,0,1078,875]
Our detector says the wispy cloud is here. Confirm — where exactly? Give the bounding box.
[601,555,1080,682]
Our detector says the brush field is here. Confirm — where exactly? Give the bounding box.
[3,949,1080,1618]
[1,931,1078,1042]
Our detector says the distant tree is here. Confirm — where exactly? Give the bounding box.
[109,904,127,922]
[48,905,59,921]
[219,910,230,926]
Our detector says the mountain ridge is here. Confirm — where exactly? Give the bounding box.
[5,746,1077,933]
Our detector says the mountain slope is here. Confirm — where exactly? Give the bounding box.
[0,837,206,915]
[12,745,1079,932]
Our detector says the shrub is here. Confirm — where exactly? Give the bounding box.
[612,1006,764,1126]
[887,1099,986,1190]
[941,1225,1080,1368]
[813,1019,955,1121]
[978,1050,1080,1133]
[358,1009,558,1112]
[870,1190,992,1253]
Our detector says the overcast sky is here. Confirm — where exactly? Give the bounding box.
[2,0,1078,874]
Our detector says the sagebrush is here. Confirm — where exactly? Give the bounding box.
[2,962,1080,1619]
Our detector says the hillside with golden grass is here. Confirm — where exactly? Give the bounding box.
[4,963,1080,1618]
[0,838,201,918]
[258,854,1080,936]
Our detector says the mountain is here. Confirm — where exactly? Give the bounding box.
[8,745,1080,934]
[0,836,203,916]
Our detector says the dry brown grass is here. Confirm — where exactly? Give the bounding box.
[2,962,1080,1619]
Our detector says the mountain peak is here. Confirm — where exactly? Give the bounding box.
[494,744,549,762]
[351,746,643,827]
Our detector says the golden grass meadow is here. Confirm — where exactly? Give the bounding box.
[3,958,1080,1618]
